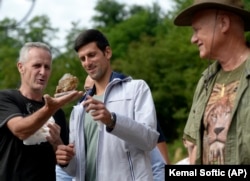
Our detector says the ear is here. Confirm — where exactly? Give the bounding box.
[17,62,24,74]
[105,46,112,60]
[218,14,230,33]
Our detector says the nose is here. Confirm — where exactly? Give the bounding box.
[39,65,50,75]
[83,57,92,67]
[40,66,46,74]
[191,33,198,44]
[214,127,224,135]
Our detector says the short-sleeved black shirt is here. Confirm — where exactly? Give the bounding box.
[157,122,166,143]
[0,89,69,181]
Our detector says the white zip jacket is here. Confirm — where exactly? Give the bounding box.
[63,73,159,181]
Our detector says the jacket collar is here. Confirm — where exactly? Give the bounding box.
[78,71,127,103]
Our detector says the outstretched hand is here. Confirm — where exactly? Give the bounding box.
[44,90,83,113]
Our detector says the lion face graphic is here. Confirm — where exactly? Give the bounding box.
[203,81,238,164]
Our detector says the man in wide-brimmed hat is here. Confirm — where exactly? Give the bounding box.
[174,0,250,164]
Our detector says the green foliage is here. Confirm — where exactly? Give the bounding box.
[92,0,127,28]
[0,18,23,88]
[4,0,250,162]
[0,0,200,162]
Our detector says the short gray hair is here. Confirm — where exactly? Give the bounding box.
[18,42,52,63]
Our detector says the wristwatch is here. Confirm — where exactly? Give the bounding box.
[107,112,116,129]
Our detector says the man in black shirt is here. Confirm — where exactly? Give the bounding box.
[0,42,82,181]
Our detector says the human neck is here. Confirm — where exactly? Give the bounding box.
[94,76,110,96]
[219,48,250,71]
[92,71,113,96]
[19,87,43,102]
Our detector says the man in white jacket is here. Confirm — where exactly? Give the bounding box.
[56,29,159,181]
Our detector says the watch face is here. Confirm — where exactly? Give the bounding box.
[108,112,116,128]
[111,113,114,121]
[111,112,116,121]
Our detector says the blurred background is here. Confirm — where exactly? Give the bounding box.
[1,0,250,163]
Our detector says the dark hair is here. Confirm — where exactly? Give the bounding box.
[74,29,110,52]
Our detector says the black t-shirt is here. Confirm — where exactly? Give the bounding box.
[157,122,166,143]
[0,89,69,181]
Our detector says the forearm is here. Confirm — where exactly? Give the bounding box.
[7,105,56,140]
[183,138,196,164]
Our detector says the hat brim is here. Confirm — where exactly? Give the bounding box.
[174,2,250,31]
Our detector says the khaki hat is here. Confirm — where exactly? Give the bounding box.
[174,0,250,31]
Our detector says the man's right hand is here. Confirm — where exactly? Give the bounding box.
[56,144,75,165]
[44,90,83,113]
